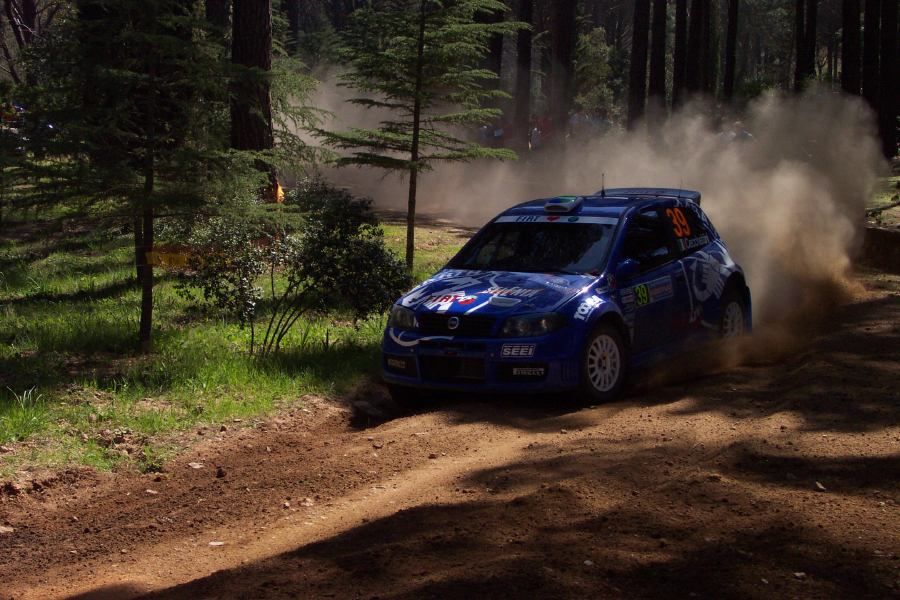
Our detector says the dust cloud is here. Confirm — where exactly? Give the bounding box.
[308,80,885,328]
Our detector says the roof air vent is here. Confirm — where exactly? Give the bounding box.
[544,196,583,213]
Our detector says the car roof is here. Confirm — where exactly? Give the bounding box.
[500,188,701,219]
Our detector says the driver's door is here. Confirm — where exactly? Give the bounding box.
[617,207,682,356]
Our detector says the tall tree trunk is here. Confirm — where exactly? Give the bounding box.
[406,0,427,271]
[878,0,897,158]
[862,0,880,111]
[231,0,276,197]
[686,0,704,93]
[627,0,651,129]
[513,0,533,149]
[700,0,717,94]
[549,0,577,133]
[794,0,806,91]
[841,0,861,94]
[723,0,739,101]
[205,0,229,29]
[138,205,154,352]
[138,157,154,353]
[648,0,667,112]
[802,0,818,85]
[673,0,688,106]
[133,216,143,283]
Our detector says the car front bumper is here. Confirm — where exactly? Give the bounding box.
[380,327,582,393]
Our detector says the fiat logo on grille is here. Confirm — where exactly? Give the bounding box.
[447,316,460,331]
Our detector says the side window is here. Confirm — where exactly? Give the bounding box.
[667,203,713,256]
[622,209,674,270]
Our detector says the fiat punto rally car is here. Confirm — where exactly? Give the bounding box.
[382,188,751,403]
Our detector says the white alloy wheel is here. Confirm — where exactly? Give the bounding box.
[586,333,622,392]
[721,300,745,338]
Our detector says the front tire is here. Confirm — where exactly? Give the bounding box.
[579,323,628,403]
[386,384,419,411]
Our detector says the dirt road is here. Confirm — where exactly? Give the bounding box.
[1,270,898,599]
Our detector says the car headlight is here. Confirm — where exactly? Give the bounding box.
[388,305,417,330]
[501,314,566,337]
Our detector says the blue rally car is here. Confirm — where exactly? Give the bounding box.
[382,188,751,403]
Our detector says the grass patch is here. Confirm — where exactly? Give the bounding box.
[0,208,470,474]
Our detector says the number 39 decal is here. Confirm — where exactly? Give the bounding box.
[666,208,692,238]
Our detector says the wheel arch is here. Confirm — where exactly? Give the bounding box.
[587,306,630,351]
[723,271,753,330]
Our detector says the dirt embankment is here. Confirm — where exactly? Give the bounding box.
[1,269,898,600]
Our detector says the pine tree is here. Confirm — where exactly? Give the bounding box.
[22,0,261,351]
[320,0,521,270]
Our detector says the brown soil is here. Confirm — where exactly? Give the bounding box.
[1,270,898,600]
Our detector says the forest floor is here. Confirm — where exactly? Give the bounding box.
[1,267,897,599]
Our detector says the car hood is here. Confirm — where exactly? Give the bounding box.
[399,269,596,317]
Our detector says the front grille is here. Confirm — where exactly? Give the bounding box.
[416,313,496,337]
[420,356,486,382]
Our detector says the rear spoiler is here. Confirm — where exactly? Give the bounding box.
[596,187,702,206]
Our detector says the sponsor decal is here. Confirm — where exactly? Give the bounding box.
[512,367,545,376]
[423,291,466,312]
[684,246,733,303]
[648,276,674,302]
[496,216,618,225]
[486,286,542,299]
[388,329,452,347]
[677,234,710,252]
[386,358,407,370]
[574,295,603,321]
[501,344,536,358]
[634,284,650,306]
[620,288,636,306]
[458,295,477,305]
[629,276,674,307]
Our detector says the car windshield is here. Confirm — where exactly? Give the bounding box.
[448,220,617,274]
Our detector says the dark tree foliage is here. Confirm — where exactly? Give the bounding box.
[549,0,577,132]
[862,0,880,110]
[723,0,739,101]
[841,0,861,94]
[673,0,688,106]
[878,0,897,158]
[283,0,301,54]
[647,0,666,111]
[627,0,650,128]
[205,0,229,30]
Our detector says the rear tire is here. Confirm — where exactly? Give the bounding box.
[579,323,628,404]
[718,289,747,339]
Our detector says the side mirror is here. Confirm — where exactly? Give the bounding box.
[616,258,640,282]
